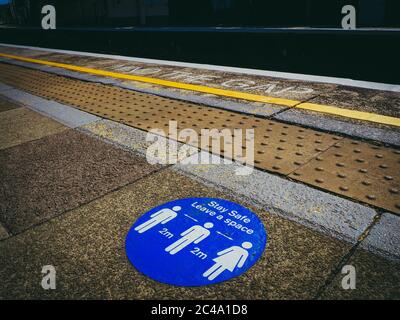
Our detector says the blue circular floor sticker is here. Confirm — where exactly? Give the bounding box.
[126,198,267,287]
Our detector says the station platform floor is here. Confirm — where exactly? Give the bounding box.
[0,43,399,299]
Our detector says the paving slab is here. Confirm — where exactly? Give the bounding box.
[0,86,100,128]
[0,169,351,300]
[0,107,67,150]
[0,82,15,93]
[361,213,400,261]
[0,129,162,234]
[0,96,20,113]
[80,119,198,163]
[320,248,400,299]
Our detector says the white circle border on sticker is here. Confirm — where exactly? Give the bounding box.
[125,198,267,286]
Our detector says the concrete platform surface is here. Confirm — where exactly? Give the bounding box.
[0,129,161,234]
[0,169,352,300]
[320,249,400,299]
[0,96,20,113]
[0,43,399,300]
[0,107,67,150]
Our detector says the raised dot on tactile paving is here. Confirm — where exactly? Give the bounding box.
[389,188,399,194]
[366,195,376,200]
[316,157,323,161]
[337,173,346,178]
[316,167,324,172]
[359,168,368,173]
[315,178,324,183]
[340,186,349,191]
[272,166,281,170]
[356,158,365,163]
[379,164,388,169]
[375,154,383,158]
[336,162,345,167]
[362,181,371,186]
[384,176,393,181]
[354,149,361,153]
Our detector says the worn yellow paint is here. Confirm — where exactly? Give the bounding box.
[296,103,400,127]
[0,52,298,106]
[1,51,400,127]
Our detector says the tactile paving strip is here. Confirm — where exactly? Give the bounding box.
[289,139,400,213]
[0,62,399,213]
[0,63,340,175]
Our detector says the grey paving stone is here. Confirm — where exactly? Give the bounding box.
[0,87,100,128]
[361,213,400,261]
[0,82,15,93]
[0,129,162,234]
[80,119,198,163]
[0,107,67,150]
[0,96,21,113]
[320,248,400,300]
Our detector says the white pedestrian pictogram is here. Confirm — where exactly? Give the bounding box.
[202,242,253,280]
[134,206,181,233]
[165,222,213,255]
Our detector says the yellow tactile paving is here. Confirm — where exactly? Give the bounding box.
[0,62,399,213]
[1,52,400,127]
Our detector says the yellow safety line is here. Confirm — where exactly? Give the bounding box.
[0,52,298,107]
[296,103,400,127]
[1,51,400,127]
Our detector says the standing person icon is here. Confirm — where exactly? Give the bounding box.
[203,242,253,281]
[165,222,213,255]
[134,206,181,234]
